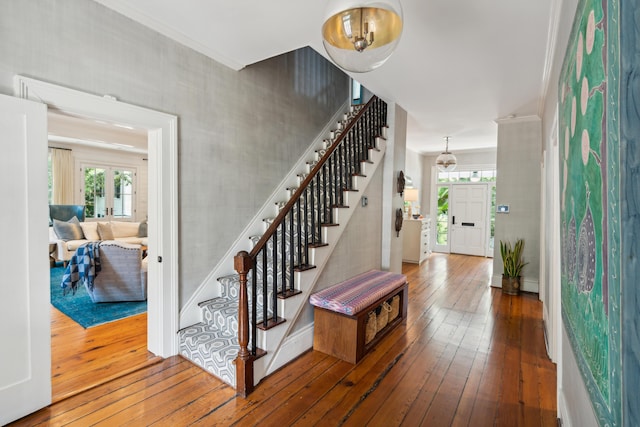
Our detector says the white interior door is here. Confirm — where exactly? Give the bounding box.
[0,94,51,424]
[450,184,488,256]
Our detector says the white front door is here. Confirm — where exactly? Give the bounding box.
[0,94,51,424]
[450,184,488,256]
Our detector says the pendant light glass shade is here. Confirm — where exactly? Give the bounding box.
[322,0,403,73]
[436,137,457,172]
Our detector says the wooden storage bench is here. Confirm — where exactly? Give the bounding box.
[310,270,408,363]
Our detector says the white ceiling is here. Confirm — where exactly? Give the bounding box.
[94,0,557,155]
[48,111,148,154]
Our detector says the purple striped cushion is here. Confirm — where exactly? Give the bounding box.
[310,270,407,315]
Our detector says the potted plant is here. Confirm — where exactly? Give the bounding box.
[499,238,528,295]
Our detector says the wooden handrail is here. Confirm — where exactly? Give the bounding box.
[248,96,379,260]
[234,97,385,396]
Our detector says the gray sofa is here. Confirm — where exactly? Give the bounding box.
[86,241,148,303]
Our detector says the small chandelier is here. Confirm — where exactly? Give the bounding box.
[322,0,403,73]
[436,137,457,172]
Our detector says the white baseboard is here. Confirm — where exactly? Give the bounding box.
[491,274,539,293]
[558,388,571,427]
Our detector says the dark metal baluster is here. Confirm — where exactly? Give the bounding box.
[309,180,316,243]
[328,151,334,209]
[280,222,286,293]
[315,174,322,243]
[303,188,309,265]
[251,260,257,354]
[289,210,294,292]
[273,224,278,298]
[296,198,302,267]
[332,153,339,207]
[262,248,268,328]
[271,235,277,322]
[340,141,345,202]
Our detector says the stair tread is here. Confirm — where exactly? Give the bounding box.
[179,323,238,347]
[198,296,237,309]
[179,323,239,387]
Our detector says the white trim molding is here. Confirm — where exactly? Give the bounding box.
[15,75,180,357]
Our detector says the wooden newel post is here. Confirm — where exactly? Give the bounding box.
[234,250,254,397]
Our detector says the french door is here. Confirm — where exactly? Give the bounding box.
[81,164,136,221]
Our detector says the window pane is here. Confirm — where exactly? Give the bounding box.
[437,186,449,245]
[437,171,449,182]
[482,170,496,181]
[113,169,133,218]
[84,167,105,218]
[458,171,470,182]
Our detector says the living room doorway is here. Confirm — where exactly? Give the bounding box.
[47,113,153,399]
[15,76,179,401]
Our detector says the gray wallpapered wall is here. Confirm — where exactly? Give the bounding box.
[0,0,357,308]
[493,119,542,285]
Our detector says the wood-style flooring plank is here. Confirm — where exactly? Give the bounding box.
[9,254,558,427]
[50,307,159,403]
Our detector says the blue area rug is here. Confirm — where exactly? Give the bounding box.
[50,264,147,328]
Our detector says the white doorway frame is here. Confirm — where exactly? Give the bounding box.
[15,76,179,357]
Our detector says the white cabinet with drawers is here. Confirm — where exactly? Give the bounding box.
[402,218,431,264]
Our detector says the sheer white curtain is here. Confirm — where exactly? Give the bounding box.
[50,148,73,204]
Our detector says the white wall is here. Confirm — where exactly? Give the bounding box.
[559,326,598,426]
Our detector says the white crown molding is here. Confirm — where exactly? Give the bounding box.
[538,0,564,117]
[93,0,246,71]
[494,114,542,124]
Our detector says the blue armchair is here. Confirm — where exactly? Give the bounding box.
[49,205,85,225]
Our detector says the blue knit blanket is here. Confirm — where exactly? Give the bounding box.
[61,241,102,295]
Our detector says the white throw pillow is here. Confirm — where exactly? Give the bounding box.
[110,221,141,238]
[79,222,100,240]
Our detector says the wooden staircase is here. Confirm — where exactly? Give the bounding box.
[179,97,388,395]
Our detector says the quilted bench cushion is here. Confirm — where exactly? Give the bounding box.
[310,270,407,316]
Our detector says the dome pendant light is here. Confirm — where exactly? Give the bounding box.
[436,136,457,172]
[322,0,403,73]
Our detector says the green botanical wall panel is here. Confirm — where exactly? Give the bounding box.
[559,0,621,424]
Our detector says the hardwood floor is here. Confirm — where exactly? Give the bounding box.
[13,253,557,426]
[51,307,160,402]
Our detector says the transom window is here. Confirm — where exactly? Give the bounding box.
[438,169,496,183]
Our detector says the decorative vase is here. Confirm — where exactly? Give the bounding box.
[501,275,521,295]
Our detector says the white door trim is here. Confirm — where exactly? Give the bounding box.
[14,76,179,357]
